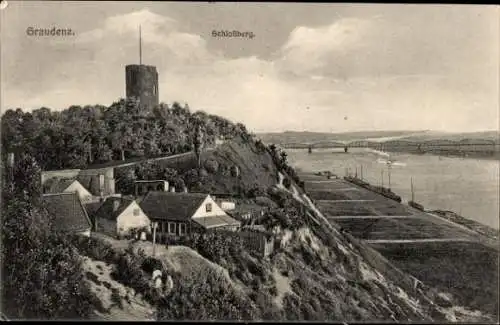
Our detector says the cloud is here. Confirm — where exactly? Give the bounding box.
[3,7,498,133]
[279,18,374,75]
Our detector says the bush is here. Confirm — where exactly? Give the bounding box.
[110,288,123,309]
[2,202,97,320]
[282,177,292,189]
[71,235,118,264]
[247,185,266,199]
[156,268,257,320]
[85,271,101,285]
[199,168,209,178]
[204,159,219,173]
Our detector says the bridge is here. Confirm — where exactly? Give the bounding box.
[281,139,500,154]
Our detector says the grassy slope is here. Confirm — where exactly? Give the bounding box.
[80,137,493,321]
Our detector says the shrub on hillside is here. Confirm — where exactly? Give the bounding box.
[71,235,118,265]
[199,168,209,178]
[187,232,245,263]
[204,159,219,173]
[109,248,152,301]
[2,203,97,319]
[156,267,257,321]
[247,185,266,199]
[283,177,292,189]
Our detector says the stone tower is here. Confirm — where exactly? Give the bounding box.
[125,26,159,110]
[125,64,159,109]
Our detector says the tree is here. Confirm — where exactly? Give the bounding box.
[193,120,204,169]
[1,154,96,320]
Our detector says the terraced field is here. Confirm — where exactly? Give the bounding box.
[330,217,472,240]
[300,172,498,319]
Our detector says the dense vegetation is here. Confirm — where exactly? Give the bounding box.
[1,100,251,171]
[1,154,98,319]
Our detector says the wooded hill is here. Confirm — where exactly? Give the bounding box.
[1,99,250,171]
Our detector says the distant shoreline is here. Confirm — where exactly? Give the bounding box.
[284,147,500,161]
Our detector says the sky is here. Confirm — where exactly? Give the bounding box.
[1,2,498,133]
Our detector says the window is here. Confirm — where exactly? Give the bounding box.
[168,222,176,234]
[205,203,212,213]
[179,223,187,235]
[133,208,140,216]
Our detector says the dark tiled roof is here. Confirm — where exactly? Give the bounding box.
[83,201,104,225]
[139,192,208,222]
[194,215,241,229]
[42,192,92,232]
[94,197,135,221]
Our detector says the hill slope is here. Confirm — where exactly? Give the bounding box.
[79,137,492,322]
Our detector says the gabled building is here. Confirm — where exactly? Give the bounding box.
[94,197,151,239]
[43,178,93,202]
[42,192,93,237]
[138,192,241,240]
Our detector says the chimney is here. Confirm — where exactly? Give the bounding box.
[183,186,188,193]
[112,199,120,212]
[170,186,176,193]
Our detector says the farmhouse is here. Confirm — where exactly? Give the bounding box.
[42,192,93,237]
[138,192,241,241]
[94,197,151,239]
[43,178,93,202]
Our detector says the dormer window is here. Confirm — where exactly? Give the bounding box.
[206,203,212,213]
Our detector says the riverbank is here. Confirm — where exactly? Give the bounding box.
[300,171,498,320]
[339,175,498,241]
[428,210,499,241]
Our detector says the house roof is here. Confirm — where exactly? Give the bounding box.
[44,178,78,194]
[139,191,208,222]
[42,192,92,232]
[194,215,241,229]
[83,201,104,220]
[94,197,135,221]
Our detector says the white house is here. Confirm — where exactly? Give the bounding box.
[94,197,151,238]
[44,178,93,202]
[139,192,241,240]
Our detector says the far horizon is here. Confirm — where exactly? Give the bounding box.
[256,129,499,135]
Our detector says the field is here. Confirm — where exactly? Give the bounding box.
[317,200,411,217]
[331,217,472,240]
[370,242,499,318]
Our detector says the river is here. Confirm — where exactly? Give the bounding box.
[286,148,499,229]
